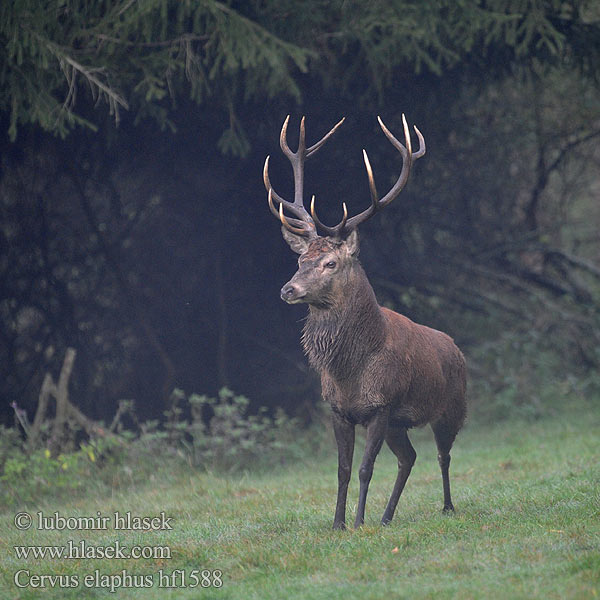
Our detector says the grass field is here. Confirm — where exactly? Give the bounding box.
[1,404,599,599]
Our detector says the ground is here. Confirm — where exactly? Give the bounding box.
[1,404,598,599]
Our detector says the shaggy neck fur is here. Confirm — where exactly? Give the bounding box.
[301,262,385,379]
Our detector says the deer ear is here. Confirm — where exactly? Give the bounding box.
[345,229,360,256]
[281,227,311,255]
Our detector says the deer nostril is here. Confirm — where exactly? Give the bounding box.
[281,284,295,300]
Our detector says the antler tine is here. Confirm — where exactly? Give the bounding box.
[344,114,425,232]
[278,115,306,209]
[278,115,293,159]
[378,114,412,208]
[278,203,310,236]
[376,114,410,158]
[362,149,379,206]
[267,185,279,219]
[413,125,426,159]
[264,156,290,211]
[280,114,307,156]
[306,117,346,158]
[310,195,348,237]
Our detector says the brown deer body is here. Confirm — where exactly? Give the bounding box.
[264,115,467,529]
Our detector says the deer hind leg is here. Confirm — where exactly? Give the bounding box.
[431,419,459,512]
[381,424,416,525]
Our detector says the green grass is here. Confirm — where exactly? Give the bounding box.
[1,407,599,599]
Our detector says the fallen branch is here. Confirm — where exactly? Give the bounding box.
[29,348,105,453]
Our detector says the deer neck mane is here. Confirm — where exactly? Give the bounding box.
[302,263,385,377]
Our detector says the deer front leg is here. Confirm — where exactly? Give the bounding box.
[332,411,355,530]
[354,406,390,528]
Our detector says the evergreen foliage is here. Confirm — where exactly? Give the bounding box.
[1,1,598,151]
[1,1,599,424]
[0,0,310,152]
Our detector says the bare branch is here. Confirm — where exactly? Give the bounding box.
[61,55,128,111]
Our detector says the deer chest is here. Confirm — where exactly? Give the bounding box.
[321,371,389,425]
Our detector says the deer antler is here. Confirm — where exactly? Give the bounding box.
[265,114,424,239]
[313,114,425,236]
[264,115,345,238]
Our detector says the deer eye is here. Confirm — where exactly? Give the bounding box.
[325,260,337,269]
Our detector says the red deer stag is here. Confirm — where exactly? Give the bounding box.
[263,115,467,529]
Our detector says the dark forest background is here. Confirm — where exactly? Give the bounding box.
[1,0,599,432]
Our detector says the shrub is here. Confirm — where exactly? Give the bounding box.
[0,387,312,508]
[0,434,125,506]
[468,329,600,423]
[162,387,303,471]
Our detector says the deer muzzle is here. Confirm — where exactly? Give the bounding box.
[280,281,306,304]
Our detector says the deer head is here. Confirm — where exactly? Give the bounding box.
[263,115,425,305]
